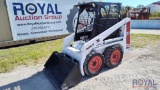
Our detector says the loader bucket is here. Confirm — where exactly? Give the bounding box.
[44,52,81,90]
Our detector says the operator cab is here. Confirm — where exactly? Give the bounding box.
[74,2,122,41]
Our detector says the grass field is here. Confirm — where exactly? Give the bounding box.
[0,34,160,73]
[131,34,160,48]
[0,39,63,73]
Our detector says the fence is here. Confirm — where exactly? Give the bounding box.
[131,20,160,29]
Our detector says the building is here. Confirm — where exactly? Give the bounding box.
[146,1,160,13]
[153,1,160,5]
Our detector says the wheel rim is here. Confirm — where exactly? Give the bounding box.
[89,56,102,73]
[110,50,121,65]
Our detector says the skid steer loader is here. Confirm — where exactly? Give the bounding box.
[44,2,131,90]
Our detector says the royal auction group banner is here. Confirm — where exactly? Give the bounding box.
[6,0,91,41]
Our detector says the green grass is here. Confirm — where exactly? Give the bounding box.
[0,34,160,73]
[0,39,63,73]
[131,34,160,48]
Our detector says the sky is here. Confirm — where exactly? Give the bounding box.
[94,0,159,7]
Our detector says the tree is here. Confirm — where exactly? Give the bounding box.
[121,6,132,18]
[133,8,139,11]
[137,4,144,9]
[150,12,160,19]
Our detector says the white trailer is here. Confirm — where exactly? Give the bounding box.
[0,0,92,48]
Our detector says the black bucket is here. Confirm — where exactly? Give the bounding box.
[44,52,81,90]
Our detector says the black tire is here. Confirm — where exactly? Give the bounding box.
[84,52,104,77]
[104,45,123,68]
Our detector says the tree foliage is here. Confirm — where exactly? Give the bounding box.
[137,4,144,9]
[121,6,133,18]
[150,12,160,19]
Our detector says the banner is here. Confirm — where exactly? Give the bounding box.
[6,0,91,41]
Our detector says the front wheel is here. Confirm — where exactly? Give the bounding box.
[104,45,123,68]
[84,52,104,77]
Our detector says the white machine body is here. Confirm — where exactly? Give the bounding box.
[62,18,131,76]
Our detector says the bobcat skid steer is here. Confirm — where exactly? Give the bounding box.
[44,2,131,90]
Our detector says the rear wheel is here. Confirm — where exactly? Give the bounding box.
[84,52,104,77]
[104,45,123,68]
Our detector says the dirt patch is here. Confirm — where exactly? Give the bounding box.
[0,43,160,90]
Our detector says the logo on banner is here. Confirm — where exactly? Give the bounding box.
[26,3,37,14]
[12,3,62,20]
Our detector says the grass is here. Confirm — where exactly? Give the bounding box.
[0,39,63,73]
[0,34,160,73]
[131,34,160,48]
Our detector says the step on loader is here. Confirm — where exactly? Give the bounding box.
[44,2,131,90]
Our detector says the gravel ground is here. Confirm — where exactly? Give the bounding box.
[131,29,160,35]
[0,43,160,90]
